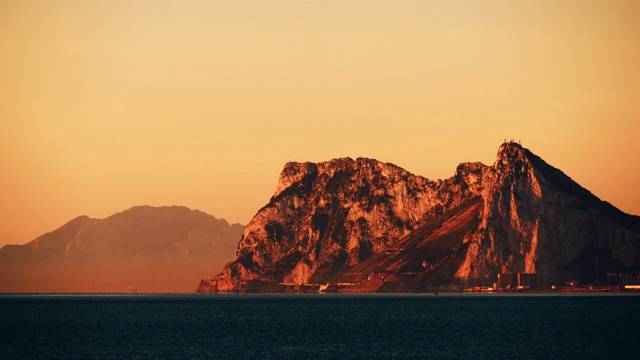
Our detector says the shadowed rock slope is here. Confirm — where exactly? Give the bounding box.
[0,206,244,293]
[198,142,640,293]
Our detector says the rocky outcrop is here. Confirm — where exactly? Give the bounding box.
[0,206,244,293]
[198,157,488,292]
[199,142,640,292]
[457,143,640,283]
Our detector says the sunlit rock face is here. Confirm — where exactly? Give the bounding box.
[199,142,640,292]
[229,158,486,286]
[200,157,489,291]
[458,143,640,282]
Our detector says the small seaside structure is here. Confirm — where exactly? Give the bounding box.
[497,273,547,290]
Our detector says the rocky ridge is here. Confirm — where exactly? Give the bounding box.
[198,142,640,292]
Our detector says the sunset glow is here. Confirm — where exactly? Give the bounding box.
[2,0,639,246]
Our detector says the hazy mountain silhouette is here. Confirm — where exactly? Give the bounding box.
[0,206,244,293]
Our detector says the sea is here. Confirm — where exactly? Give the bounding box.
[1,293,639,359]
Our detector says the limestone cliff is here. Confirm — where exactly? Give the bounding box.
[199,143,640,292]
[200,157,487,292]
[457,143,640,284]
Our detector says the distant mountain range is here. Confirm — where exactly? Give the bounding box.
[0,206,244,293]
[198,142,640,293]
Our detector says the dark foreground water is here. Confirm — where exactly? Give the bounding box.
[1,293,639,359]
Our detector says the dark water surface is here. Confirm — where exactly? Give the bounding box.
[1,293,639,359]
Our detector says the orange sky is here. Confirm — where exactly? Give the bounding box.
[1,0,639,247]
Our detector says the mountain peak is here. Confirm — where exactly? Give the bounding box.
[495,140,530,167]
[498,139,524,151]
